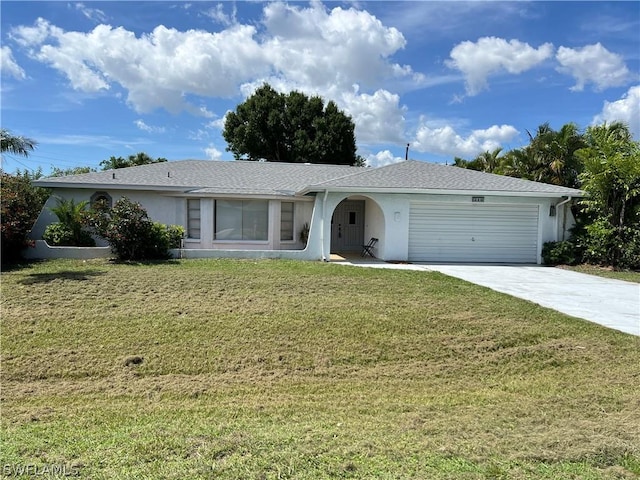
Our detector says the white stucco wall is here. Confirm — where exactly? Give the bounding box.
[316,192,569,264]
[29,187,573,264]
[29,188,318,257]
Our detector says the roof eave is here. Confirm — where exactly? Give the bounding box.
[298,186,584,198]
[33,181,195,192]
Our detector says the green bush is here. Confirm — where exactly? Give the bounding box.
[542,240,578,265]
[85,197,183,261]
[43,222,95,247]
[579,218,615,266]
[47,197,95,246]
[166,225,185,249]
[614,225,640,270]
[43,223,73,246]
[1,171,49,264]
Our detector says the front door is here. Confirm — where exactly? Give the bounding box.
[331,200,365,252]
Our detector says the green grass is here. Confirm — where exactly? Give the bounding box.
[2,258,639,479]
[559,264,640,284]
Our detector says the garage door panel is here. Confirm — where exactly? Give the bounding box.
[409,203,539,263]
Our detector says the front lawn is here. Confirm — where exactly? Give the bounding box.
[2,259,639,479]
[559,264,640,284]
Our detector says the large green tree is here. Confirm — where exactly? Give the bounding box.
[575,122,640,268]
[223,84,360,165]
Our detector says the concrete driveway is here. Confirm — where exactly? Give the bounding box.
[422,264,640,336]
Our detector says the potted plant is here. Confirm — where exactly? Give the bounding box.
[299,222,310,246]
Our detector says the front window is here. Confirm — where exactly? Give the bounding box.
[280,202,294,241]
[215,200,269,241]
[187,199,201,239]
[90,191,112,208]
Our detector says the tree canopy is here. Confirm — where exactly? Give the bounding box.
[100,152,167,170]
[223,84,361,165]
[454,122,586,188]
[575,122,640,268]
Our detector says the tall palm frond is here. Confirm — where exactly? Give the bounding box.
[1,128,37,157]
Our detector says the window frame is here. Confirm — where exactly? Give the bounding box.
[186,199,201,239]
[214,199,269,242]
[90,191,112,208]
[280,201,295,242]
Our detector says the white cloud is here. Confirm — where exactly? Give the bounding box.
[74,3,108,23]
[556,43,630,92]
[340,88,406,144]
[10,17,55,47]
[366,150,404,168]
[204,3,237,26]
[413,120,519,158]
[9,2,419,120]
[134,119,166,133]
[204,144,223,160]
[593,85,640,139]
[10,19,268,113]
[1,46,26,79]
[207,112,230,130]
[446,37,554,95]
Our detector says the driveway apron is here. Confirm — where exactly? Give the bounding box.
[421,265,640,336]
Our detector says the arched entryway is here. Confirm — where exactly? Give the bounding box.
[331,199,365,253]
[330,196,385,257]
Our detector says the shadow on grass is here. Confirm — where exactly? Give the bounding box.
[108,259,182,267]
[1,259,48,273]
[18,269,106,285]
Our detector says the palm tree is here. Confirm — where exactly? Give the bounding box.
[1,128,37,156]
[476,147,503,173]
[515,122,586,187]
[500,148,536,180]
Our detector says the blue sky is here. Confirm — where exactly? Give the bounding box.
[1,1,638,174]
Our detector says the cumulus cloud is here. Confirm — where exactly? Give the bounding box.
[134,119,165,133]
[366,150,404,168]
[8,3,419,119]
[10,18,268,113]
[593,85,640,138]
[204,144,223,160]
[413,120,519,158]
[446,37,553,95]
[556,43,630,91]
[260,2,413,91]
[340,88,406,144]
[1,46,26,79]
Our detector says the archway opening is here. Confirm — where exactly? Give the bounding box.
[330,196,385,259]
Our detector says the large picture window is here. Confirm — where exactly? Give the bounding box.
[215,200,269,241]
[280,202,294,241]
[187,199,201,239]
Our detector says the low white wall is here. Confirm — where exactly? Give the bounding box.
[23,241,321,261]
[171,248,322,261]
[23,240,112,260]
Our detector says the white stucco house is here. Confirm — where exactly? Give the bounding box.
[28,159,582,264]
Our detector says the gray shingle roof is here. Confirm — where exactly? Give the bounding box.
[36,160,362,196]
[303,160,583,195]
[36,159,583,197]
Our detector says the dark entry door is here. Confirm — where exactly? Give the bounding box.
[331,200,365,252]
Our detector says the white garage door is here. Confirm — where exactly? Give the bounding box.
[409,203,539,263]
